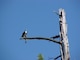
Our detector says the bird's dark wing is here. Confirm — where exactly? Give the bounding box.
[21,31,25,37]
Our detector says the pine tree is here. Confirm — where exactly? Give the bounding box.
[38,54,44,60]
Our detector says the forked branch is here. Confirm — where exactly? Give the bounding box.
[21,37,62,44]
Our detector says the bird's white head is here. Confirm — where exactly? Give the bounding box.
[25,30,27,34]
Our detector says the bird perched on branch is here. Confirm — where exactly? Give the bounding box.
[21,30,27,38]
[21,30,28,43]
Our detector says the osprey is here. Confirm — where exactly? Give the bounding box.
[21,30,27,43]
[21,30,27,38]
